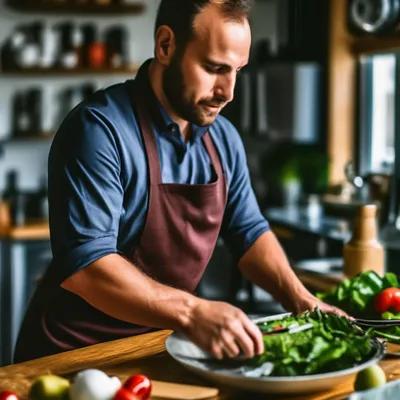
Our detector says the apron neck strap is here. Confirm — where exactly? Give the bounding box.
[131,81,222,185]
[131,83,163,185]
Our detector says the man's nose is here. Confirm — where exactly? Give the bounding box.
[215,73,236,103]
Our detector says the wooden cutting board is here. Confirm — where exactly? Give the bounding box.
[151,380,219,399]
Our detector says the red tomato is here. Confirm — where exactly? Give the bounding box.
[113,388,140,400]
[391,290,400,312]
[0,391,19,400]
[375,288,400,313]
[123,375,152,400]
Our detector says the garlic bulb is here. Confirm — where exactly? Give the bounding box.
[69,369,121,400]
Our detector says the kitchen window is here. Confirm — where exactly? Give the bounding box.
[358,51,400,236]
[358,53,396,175]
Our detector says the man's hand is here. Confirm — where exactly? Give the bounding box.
[182,299,264,360]
[294,293,351,318]
[315,299,351,318]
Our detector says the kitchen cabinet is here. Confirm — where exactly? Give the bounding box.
[265,207,350,261]
[0,230,51,367]
[272,225,344,262]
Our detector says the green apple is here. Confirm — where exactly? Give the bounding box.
[354,365,387,391]
[29,375,70,400]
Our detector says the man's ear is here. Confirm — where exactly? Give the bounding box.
[154,25,176,66]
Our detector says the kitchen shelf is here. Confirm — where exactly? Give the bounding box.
[351,35,400,55]
[0,132,55,145]
[0,65,139,77]
[5,1,145,15]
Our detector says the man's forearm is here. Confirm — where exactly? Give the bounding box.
[61,253,198,331]
[238,230,312,312]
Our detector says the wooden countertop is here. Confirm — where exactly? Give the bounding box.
[1,330,400,400]
[0,222,50,240]
[295,269,345,293]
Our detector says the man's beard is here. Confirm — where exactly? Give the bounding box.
[162,54,226,126]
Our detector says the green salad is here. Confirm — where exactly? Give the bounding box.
[248,309,374,377]
[316,270,400,342]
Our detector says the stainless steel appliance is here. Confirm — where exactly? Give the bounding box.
[348,0,400,35]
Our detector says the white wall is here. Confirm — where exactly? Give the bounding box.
[0,0,278,192]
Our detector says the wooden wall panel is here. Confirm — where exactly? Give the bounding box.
[327,0,356,185]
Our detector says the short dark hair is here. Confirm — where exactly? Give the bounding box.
[155,0,254,47]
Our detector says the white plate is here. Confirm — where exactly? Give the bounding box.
[165,316,385,395]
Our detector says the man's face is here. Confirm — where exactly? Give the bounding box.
[163,5,251,126]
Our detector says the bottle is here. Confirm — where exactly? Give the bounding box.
[55,22,78,69]
[14,91,32,137]
[3,170,26,227]
[104,26,128,68]
[343,204,385,278]
[26,88,43,136]
[88,42,106,69]
[80,23,97,68]
[17,23,41,69]
[8,24,29,70]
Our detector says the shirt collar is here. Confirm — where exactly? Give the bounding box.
[134,59,211,144]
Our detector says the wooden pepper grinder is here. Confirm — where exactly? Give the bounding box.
[343,204,385,278]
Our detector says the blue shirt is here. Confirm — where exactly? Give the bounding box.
[48,59,270,281]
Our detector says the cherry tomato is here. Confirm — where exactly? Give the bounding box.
[123,375,152,400]
[0,391,19,400]
[374,288,400,313]
[113,388,140,400]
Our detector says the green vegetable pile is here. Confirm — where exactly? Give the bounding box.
[249,309,373,376]
[316,270,398,317]
[316,270,400,342]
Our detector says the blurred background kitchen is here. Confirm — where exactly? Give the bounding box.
[0,0,400,366]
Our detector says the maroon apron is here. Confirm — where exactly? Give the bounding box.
[13,83,227,363]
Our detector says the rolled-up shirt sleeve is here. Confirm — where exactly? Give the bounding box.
[48,105,123,281]
[220,127,270,262]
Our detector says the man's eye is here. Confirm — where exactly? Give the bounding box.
[205,65,221,74]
